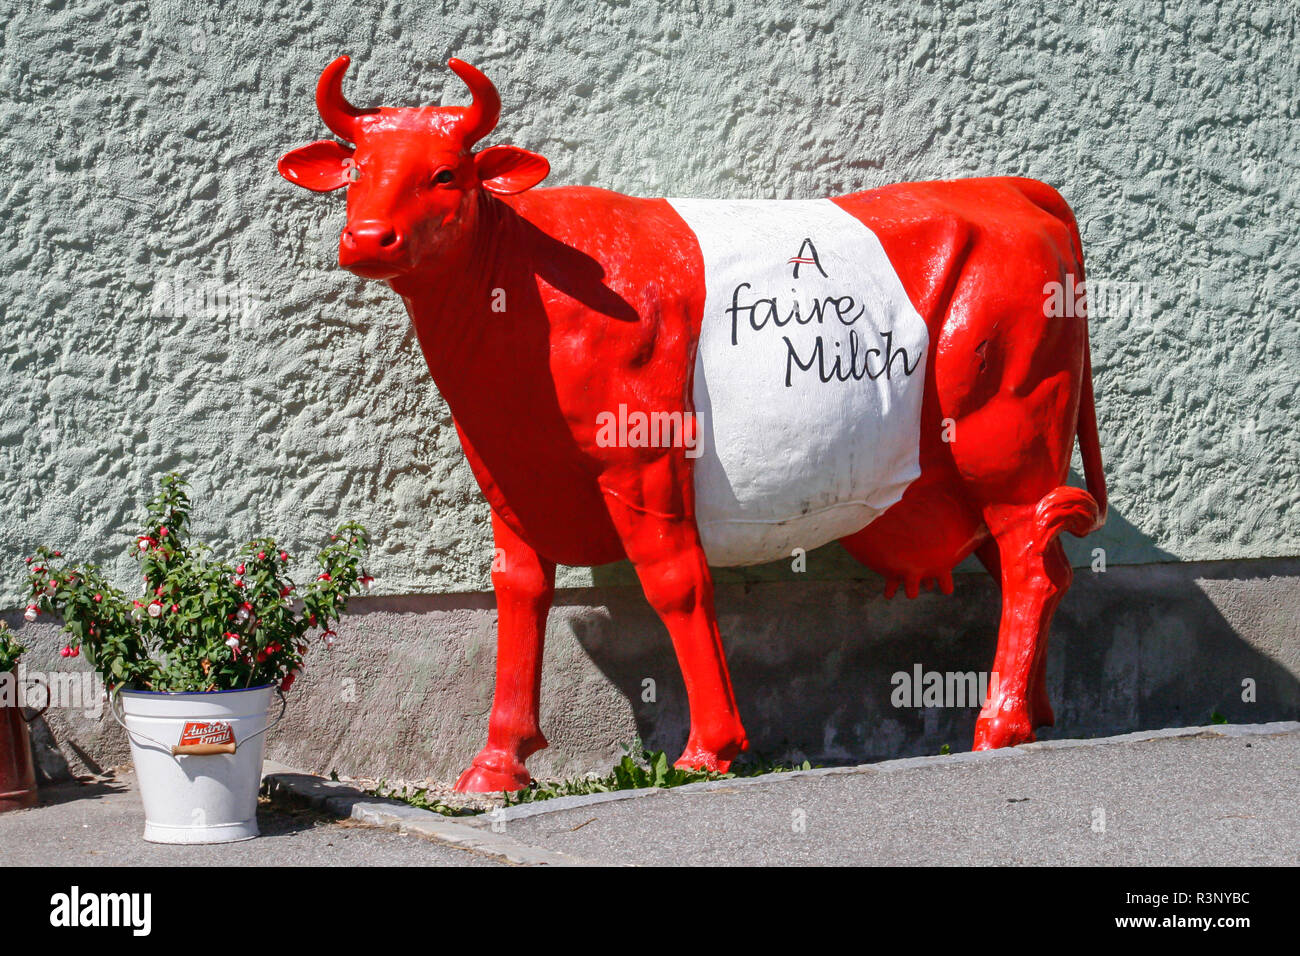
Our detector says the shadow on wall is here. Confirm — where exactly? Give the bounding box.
[574,504,1300,766]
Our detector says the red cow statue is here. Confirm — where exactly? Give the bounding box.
[279,56,1107,792]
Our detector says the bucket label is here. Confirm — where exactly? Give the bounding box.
[177,721,235,748]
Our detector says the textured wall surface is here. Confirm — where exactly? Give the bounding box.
[2,0,1297,607]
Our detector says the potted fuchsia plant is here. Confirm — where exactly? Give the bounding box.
[22,473,372,843]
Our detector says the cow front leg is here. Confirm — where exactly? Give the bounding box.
[603,492,749,772]
[974,503,1073,750]
[454,510,555,793]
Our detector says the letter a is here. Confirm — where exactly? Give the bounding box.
[789,238,828,279]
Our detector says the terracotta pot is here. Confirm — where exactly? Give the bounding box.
[0,694,39,812]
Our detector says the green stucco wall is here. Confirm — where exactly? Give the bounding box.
[2,0,1296,605]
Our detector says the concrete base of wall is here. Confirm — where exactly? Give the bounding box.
[8,557,1298,785]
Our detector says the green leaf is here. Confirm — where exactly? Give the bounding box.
[651,750,671,787]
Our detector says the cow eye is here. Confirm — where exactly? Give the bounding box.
[433,168,455,185]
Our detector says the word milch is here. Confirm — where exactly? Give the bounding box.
[726,283,920,387]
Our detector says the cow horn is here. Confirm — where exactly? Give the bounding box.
[317,55,377,142]
[448,58,500,146]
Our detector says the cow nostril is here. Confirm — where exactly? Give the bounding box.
[341,221,403,258]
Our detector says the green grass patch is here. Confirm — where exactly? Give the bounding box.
[369,782,482,817]
[504,745,813,806]
[364,744,815,814]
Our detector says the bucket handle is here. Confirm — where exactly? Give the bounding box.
[108,687,287,758]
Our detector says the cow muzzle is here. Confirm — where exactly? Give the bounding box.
[339,219,411,279]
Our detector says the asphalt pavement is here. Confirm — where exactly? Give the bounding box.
[485,724,1300,865]
[0,775,500,867]
[2,722,1296,866]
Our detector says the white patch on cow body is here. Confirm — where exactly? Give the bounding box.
[667,198,929,567]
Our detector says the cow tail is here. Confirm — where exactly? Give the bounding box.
[1030,211,1108,553]
[1071,213,1107,534]
[1075,328,1108,532]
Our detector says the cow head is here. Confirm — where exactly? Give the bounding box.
[278,56,550,280]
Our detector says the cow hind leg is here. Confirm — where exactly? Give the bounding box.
[974,537,1053,728]
[974,489,1095,750]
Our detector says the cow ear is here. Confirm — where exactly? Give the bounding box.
[474,145,549,195]
[278,140,355,192]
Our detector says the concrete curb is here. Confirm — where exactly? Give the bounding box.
[261,770,595,866]
[458,721,1300,827]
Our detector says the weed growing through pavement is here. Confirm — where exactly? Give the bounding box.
[503,744,813,806]
[369,781,481,817]
[366,743,815,814]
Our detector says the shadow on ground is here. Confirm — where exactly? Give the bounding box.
[576,501,1299,767]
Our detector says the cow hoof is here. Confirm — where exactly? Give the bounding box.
[454,754,532,793]
[675,730,749,774]
[674,750,732,774]
[455,763,531,793]
[973,710,1036,750]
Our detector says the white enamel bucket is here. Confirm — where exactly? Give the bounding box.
[113,685,282,844]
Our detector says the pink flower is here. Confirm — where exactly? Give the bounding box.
[60,646,71,658]
[147,601,162,618]
[359,574,375,592]
[93,593,102,603]
[279,551,288,562]
[236,564,245,575]
[23,605,38,622]
[159,527,169,537]
[170,604,179,613]
[322,630,336,648]
[317,573,332,582]
[257,551,266,561]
